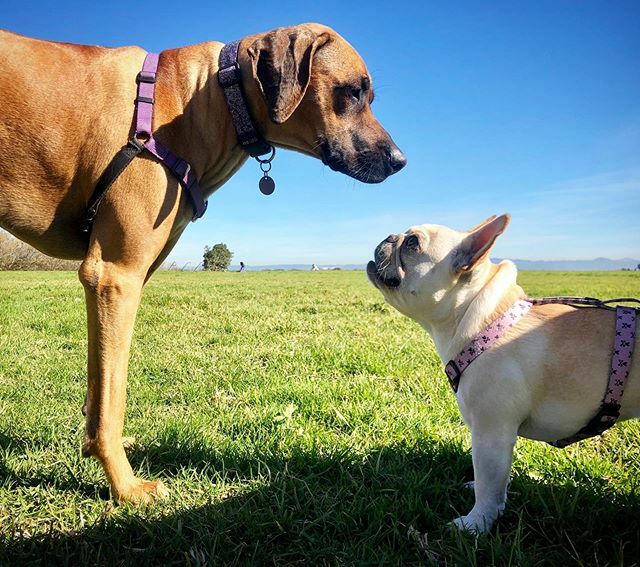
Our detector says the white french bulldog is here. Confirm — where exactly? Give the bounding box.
[367,214,639,533]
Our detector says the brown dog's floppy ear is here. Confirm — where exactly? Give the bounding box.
[455,214,510,272]
[248,26,329,124]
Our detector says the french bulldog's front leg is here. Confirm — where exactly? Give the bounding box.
[452,425,517,534]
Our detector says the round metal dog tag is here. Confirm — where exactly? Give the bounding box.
[259,175,275,195]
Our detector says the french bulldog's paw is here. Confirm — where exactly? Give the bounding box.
[449,512,492,535]
[463,480,475,491]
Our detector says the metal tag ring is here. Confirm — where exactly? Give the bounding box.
[260,161,272,173]
[255,145,276,164]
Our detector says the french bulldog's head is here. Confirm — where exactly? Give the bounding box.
[367,214,510,324]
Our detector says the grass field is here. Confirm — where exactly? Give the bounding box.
[0,269,639,565]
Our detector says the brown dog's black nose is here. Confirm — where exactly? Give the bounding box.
[385,143,407,173]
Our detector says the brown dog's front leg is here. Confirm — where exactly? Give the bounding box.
[79,259,167,504]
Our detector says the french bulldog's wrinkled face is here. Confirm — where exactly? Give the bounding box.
[367,215,510,322]
[367,224,463,320]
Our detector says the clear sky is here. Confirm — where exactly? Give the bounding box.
[4,1,639,265]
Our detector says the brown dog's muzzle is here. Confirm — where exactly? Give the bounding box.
[320,131,406,184]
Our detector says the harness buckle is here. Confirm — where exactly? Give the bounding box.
[128,137,145,151]
[596,402,621,420]
[137,71,156,84]
[191,199,208,222]
[170,158,190,180]
[444,360,462,392]
[582,402,621,436]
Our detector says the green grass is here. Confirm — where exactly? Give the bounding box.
[0,270,639,565]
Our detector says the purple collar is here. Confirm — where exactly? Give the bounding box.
[444,297,637,448]
[218,40,272,158]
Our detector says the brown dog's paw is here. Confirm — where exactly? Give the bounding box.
[115,478,169,505]
[122,436,137,451]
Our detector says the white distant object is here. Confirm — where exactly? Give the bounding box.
[311,263,319,271]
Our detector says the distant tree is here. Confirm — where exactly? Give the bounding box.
[203,243,233,271]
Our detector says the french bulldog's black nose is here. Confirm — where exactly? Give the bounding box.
[385,143,407,173]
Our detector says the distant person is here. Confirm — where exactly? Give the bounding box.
[311,263,319,271]
[238,261,245,272]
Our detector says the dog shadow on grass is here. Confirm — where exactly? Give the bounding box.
[0,431,107,498]
[1,430,639,564]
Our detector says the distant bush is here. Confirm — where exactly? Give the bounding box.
[0,231,80,271]
[203,243,233,271]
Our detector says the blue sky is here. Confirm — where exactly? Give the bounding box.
[4,1,639,265]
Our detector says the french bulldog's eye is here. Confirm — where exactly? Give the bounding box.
[350,87,362,102]
[405,235,420,249]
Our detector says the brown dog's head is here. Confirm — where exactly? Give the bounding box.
[240,23,406,183]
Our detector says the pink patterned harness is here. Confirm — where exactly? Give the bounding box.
[444,297,638,448]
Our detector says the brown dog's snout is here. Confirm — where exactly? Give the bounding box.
[320,129,406,183]
[384,142,407,174]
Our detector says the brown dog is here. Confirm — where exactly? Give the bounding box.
[0,23,405,503]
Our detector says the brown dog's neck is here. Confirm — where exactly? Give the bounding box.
[430,260,526,362]
[151,43,252,199]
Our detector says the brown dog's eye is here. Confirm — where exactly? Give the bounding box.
[350,87,362,102]
[405,235,419,250]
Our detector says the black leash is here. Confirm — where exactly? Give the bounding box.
[528,296,640,311]
[80,138,145,234]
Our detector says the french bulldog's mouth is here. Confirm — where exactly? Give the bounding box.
[366,260,402,289]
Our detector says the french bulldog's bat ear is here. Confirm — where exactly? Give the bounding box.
[465,215,497,233]
[455,214,510,272]
[248,26,329,124]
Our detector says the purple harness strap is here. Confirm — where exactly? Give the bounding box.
[549,304,636,447]
[135,53,207,220]
[444,297,638,448]
[444,299,533,391]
